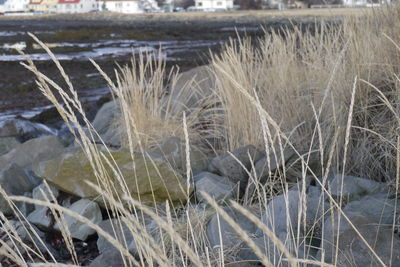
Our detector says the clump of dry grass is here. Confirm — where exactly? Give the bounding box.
[212,6,400,182]
[90,52,215,151]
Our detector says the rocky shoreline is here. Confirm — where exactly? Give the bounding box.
[0,64,399,266]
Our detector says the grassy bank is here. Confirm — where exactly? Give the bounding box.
[2,5,400,267]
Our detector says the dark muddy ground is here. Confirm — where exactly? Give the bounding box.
[0,13,341,121]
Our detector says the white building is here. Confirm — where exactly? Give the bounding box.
[194,0,233,10]
[342,0,389,6]
[0,0,5,13]
[97,0,158,13]
[342,0,366,5]
[3,0,29,12]
[57,0,97,13]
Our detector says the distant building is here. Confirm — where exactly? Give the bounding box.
[2,0,160,13]
[96,0,159,13]
[0,0,5,12]
[342,0,387,6]
[28,0,58,12]
[342,0,365,5]
[194,0,234,10]
[57,0,97,13]
[4,0,30,12]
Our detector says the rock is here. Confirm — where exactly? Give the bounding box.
[327,174,388,202]
[237,236,286,266]
[250,189,327,263]
[194,172,236,202]
[223,262,261,267]
[0,119,57,142]
[0,164,41,215]
[239,189,326,264]
[320,210,400,266]
[32,183,60,210]
[165,65,216,115]
[254,147,295,182]
[209,145,263,191]
[35,148,192,206]
[29,106,63,128]
[2,220,42,242]
[238,231,321,265]
[1,220,60,259]
[54,199,102,241]
[206,206,259,249]
[0,137,20,156]
[259,189,327,236]
[343,194,399,225]
[27,206,53,231]
[89,100,124,147]
[97,218,140,255]
[146,136,209,176]
[89,249,126,267]
[57,123,78,146]
[16,192,35,217]
[0,135,65,170]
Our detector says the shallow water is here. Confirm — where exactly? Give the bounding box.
[0,20,267,123]
[0,38,219,61]
[0,87,110,122]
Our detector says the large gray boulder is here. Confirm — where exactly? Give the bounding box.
[327,174,388,202]
[165,65,216,115]
[32,182,60,210]
[146,136,209,176]
[0,135,65,170]
[96,218,137,255]
[0,137,20,156]
[209,145,264,192]
[258,189,327,237]
[246,189,328,263]
[89,248,126,267]
[54,199,102,241]
[34,147,192,207]
[254,147,295,183]
[320,210,400,266]
[0,164,41,215]
[0,119,57,142]
[194,172,236,202]
[342,194,399,225]
[17,192,35,217]
[89,100,125,147]
[27,206,53,231]
[206,207,259,249]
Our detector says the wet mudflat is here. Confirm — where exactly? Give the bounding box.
[0,11,346,121]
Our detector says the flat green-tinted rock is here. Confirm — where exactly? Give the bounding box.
[35,148,192,206]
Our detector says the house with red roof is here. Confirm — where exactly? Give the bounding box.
[57,0,97,13]
[28,0,58,12]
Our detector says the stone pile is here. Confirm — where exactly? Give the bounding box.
[0,92,398,266]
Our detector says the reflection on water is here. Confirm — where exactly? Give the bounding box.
[0,27,228,122]
[0,37,220,62]
[0,87,110,122]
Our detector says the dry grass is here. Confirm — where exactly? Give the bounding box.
[212,6,400,182]
[0,4,399,267]
[91,53,211,150]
